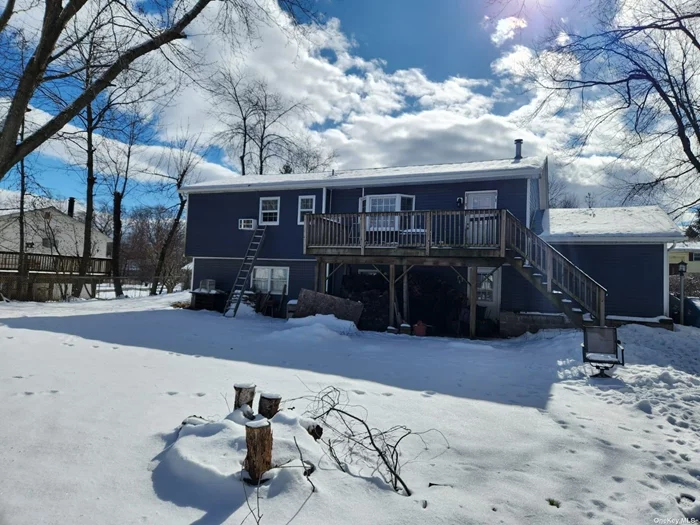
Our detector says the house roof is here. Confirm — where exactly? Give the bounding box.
[180,157,546,194]
[540,206,684,244]
[670,239,700,252]
[0,206,111,241]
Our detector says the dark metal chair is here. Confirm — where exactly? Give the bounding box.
[581,326,625,378]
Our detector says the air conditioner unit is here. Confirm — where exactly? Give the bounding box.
[239,218,257,230]
[199,279,216,292]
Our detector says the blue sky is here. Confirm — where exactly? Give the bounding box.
[1,0,636,213]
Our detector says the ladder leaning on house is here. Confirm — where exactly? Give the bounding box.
[223,226,267,318]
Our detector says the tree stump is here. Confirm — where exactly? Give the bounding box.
[234,383,256,410]
[258,393,282,419]
[245,420,273,484]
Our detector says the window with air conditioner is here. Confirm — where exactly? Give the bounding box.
[259,197,280,225]
[251,267,289,294]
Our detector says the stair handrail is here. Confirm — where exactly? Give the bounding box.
[503,211,607,324]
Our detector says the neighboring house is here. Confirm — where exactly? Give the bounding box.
[181,140,684,335]
[669,240,700,275]
[0,203,111,259]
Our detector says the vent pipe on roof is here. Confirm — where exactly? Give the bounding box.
[514,139,523,160]
[67,197,75,217]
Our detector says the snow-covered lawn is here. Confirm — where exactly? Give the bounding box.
[1,294,699,524]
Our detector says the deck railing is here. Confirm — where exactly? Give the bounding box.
[0,251,112,275]
[304,209,503,254]
[503,211,607,324]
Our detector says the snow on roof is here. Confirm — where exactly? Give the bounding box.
[670,239,700,252]
[540,206,684,243]
[180,157,545,193]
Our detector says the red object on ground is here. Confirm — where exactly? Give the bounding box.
[413,320,427,336]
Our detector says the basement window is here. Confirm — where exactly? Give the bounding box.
[251,267,289,295]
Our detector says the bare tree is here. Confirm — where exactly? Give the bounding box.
[522,0,700,213]
[0,0,315,180]
[150,131,205,295]
[209,68,257,176]
[281,133,336,173]
[548,175,580,208]
[211,73,318,174]
[99,108,153,297]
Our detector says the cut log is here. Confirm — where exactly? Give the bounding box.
[234,383,256,410]
[258,393,282,419]
[245,420,273,484]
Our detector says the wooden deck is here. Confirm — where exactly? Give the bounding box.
[0,251,112,275]
[304,209,506,259]
[303,209,608,333]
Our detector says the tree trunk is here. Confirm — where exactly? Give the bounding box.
[257,393,281,419]
[234,383,256,409]
[244,420,272,484]
[17,119,27,300]
[112,191,123,297]
[150,196,186,296]
[73,104,95,297]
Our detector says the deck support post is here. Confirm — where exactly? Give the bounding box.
[402,265,409,325]
[314,259,323,292]
[597,291,606,327]
[389,264,396,329]
[468,266,478,339]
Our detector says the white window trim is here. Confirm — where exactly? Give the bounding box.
[297,195,316,225]
[464,190,498,210]
[250,266,290,295]
[358,194,415,231]
[259,197,280,226]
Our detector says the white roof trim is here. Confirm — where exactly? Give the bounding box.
[542,235,684,244]
[180,159,545,194]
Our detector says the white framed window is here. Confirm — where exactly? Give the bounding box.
[692,253,700,262]
[259,197,280,225]
[476,268,495,303]
[251,266,289,295]
[297,195,316,225]
[358,194,415,230]
[464,190,498,210]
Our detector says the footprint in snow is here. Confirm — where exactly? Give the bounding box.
[195,393,206,397]
[612,476,625,483]
[92,345,99,348]
[62,342,74,347]
[422,391,436,397]
[12,375,23,379]
[166,391,179,396]
[6,336,13,339]
[24,391,34,396]
[352,390,365,395]
[381,392,393,397]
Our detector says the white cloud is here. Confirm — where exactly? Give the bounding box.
[490,17,528,47]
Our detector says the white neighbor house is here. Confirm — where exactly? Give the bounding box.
[0,205,111,259]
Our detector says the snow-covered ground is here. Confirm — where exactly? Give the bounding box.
[1,294,699,524]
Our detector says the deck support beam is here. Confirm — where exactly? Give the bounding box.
[402,265,409,324]
[315,259,328,293]
[468,266,478,339]
[389,264,396,329]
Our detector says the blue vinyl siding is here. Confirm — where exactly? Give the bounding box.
[528,178,540,226]
[503,243,666,318]
[329,179,529,223]
[185,189,323,259]
[193,258,315,298]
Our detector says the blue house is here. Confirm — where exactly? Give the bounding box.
[182,140,683,336]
